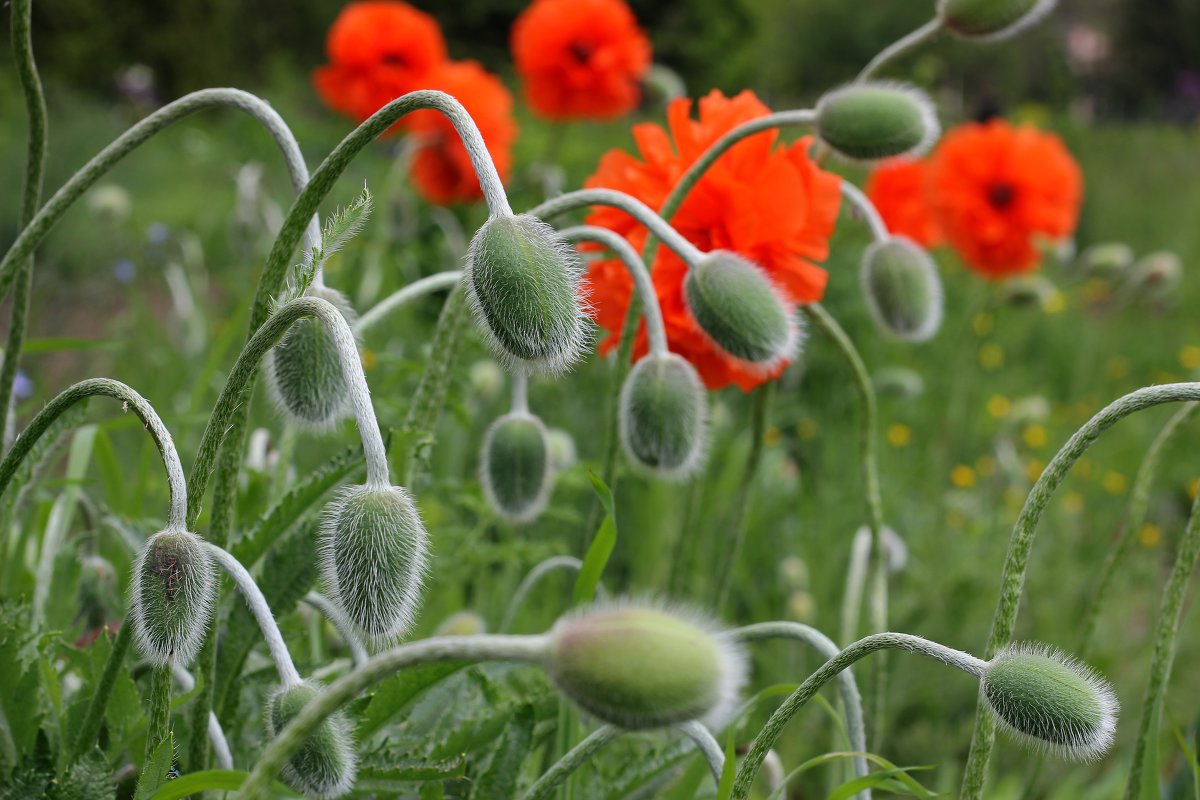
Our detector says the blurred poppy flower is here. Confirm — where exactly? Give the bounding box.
[512,0,651,120]
[865,157,942,248]
[584,90,842,391]
[928,120,1082,278]
[408,60,518,205]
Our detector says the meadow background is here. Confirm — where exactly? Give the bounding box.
[1,0,1199,797]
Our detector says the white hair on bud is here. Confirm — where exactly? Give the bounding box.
[479,410,554,524]
[618,353,710,481]
[938,0,1058,42]
[816,81,942,162]
[860,235,944,343]
[265,680,358,799]
[130,529,218,667]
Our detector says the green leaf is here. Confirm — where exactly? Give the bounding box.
[1139,698,1163,800]
[21,338,122,355]
[574,473,617,605]
[53,748,116,800]
[715,731,736,800]
[471,704,535,799]
[135,733,174,799]
[0,604,43,766]
[141,769,299,799]
[358,662,468,739]
[826,766,933,800]
[764,752,936,800]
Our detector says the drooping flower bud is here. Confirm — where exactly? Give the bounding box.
[938,0,1057,41]
[266,681,357,800]
[480,412,553,524]
[684,251,800,370]
[464,213,588,374]
[266,285,358,431]
[860,237,944,342]
[980,643,1118,761]
[130,529,217,666]
[544,603,747,730]
[319,485,429,641]
[619,353,708,480]
[816,83,940,161]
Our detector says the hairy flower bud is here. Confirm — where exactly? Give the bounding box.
[130,529,217,666]
[816,83,940,161]
[619,353,709,480]
[684,251,800,370]
[464,213,588,374]
[480,412,552,524]
[981,644,1118,761]
[860,237,944,342]
[938,0,1057,41]
[1079,242,1134,277]
[266,285,358,430]
[319,485,429,641]
[544,603,747,730]
[266,681,357,800]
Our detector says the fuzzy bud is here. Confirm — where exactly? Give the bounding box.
[1129,252,1183,301]
[464,213,588,374]
[684,251,800,370]
[860,237,944,342]
[981,643,1118,761]
[130,529,217,666]
[619,353,709,480]
[544,603,747,730]
[816,83,940,161]
[1079,242,1134,277]
[480,412,553,524]
[319,485,429,641]
[266,681,357,799]
[266,285,358,431]
[938,0,1056,41]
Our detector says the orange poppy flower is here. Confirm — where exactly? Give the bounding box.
[927,120,1082,278]
[408,60,518,205]
[865,157,943,248]
[511,0,651,120]
[314,1,447,125]
[584,90,842,391]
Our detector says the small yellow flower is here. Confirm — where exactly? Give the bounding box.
[1043,290,1066,314]
[987,395,1011,419]
[1139,523,1162,548]
[952,465,977,489]
[1025,458,1045,482]
[1022,424,1048,449]
[973,312,995,337]
[1064,491,1084,514]
[1103,472,1128,495]
[764,426,782,448]
[1180,346,1200,371]
[1188,478,1199,499]
[979,344,1004,371]
[361,348,378,370]
[976,455,997,477]
[1105,357,1131,381]
[797,418,819,442]
[887,423,912,448]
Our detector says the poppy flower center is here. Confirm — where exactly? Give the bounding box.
[987,182,1017,210]
[568,40,594,64]
[380,52,410,68]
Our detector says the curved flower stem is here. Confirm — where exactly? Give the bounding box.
[500,555,584,633]
[521,726,622,800]
[962,382,1200,799]
[1080,402,1198,658]
[354,271,463,335]
[734,622,870,795]
[170,664,234,770]
[857,18,943,82]
[0,0,48,446]
[558,225,668,356]
[1125,485,1200,798]
[303,591,369,667]
[204,543,301,686]
[0,378,188,531]
[675,720,725,784]
[69,621,133,763]
[732,633,985,799]
[840,181,890,243]
[240,635,549,798]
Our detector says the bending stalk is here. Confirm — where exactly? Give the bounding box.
[303,592,369,667]
[857,19,943,81]
[500,556,584,633]
[355,271,463,335]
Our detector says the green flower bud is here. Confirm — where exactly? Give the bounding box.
[860,237,944,342]
[872,366,925,398]
[434,610,488,637]
[546,428,578,472]
[938,0,1056,41]
[545,603,747,730]
[265,285,358,431]
[480,412,553,524]
[1129,251,1183,301]
[464,213,588,374]
[816,83,940,161]
[981,644,1118,761]
[1078,242,1134,277]
[266,681,357,799]
[619,353,709,480]
[319,485,429,641]
[131,529,217,666]
[684,251,800,370]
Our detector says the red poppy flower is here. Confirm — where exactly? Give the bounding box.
[865,157,943,248]
[314,1,447,124]
[408,60,518,205]
[511,0,651,120]
[584,90,842,391]
[927,120,1082,278]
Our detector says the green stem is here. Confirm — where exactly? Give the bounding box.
[1124,484,1200,797]
[144,665,173,763]
[857,18,943,81]
[961,382,1200,800]
[69,620,132,763]
[240,635,549,798]
[522,726,622,800]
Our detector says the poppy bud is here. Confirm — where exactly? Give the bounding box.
[1129,252,1183,301]
[266,681,357,800]
[619,353,708,480]
[938,0,1056,41]
[544,603,747,730]
[266,285,358,431]
[980,643,1118,761]
[131,529,217,666]
[480,412,552,524]
[1079,242,1134,277]
[860,237,944,342]
[684,251,800,370]
[319,485,429,641]
[816,83,940,161]
[464,213,588,374]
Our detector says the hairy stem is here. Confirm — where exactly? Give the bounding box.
[303,592,369,667]
[675,720,725,784]
[521,726,622,800]
[354,271,462,335]
[144,664,173,763]
[857,18,943,81]
[841,181,889,242]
